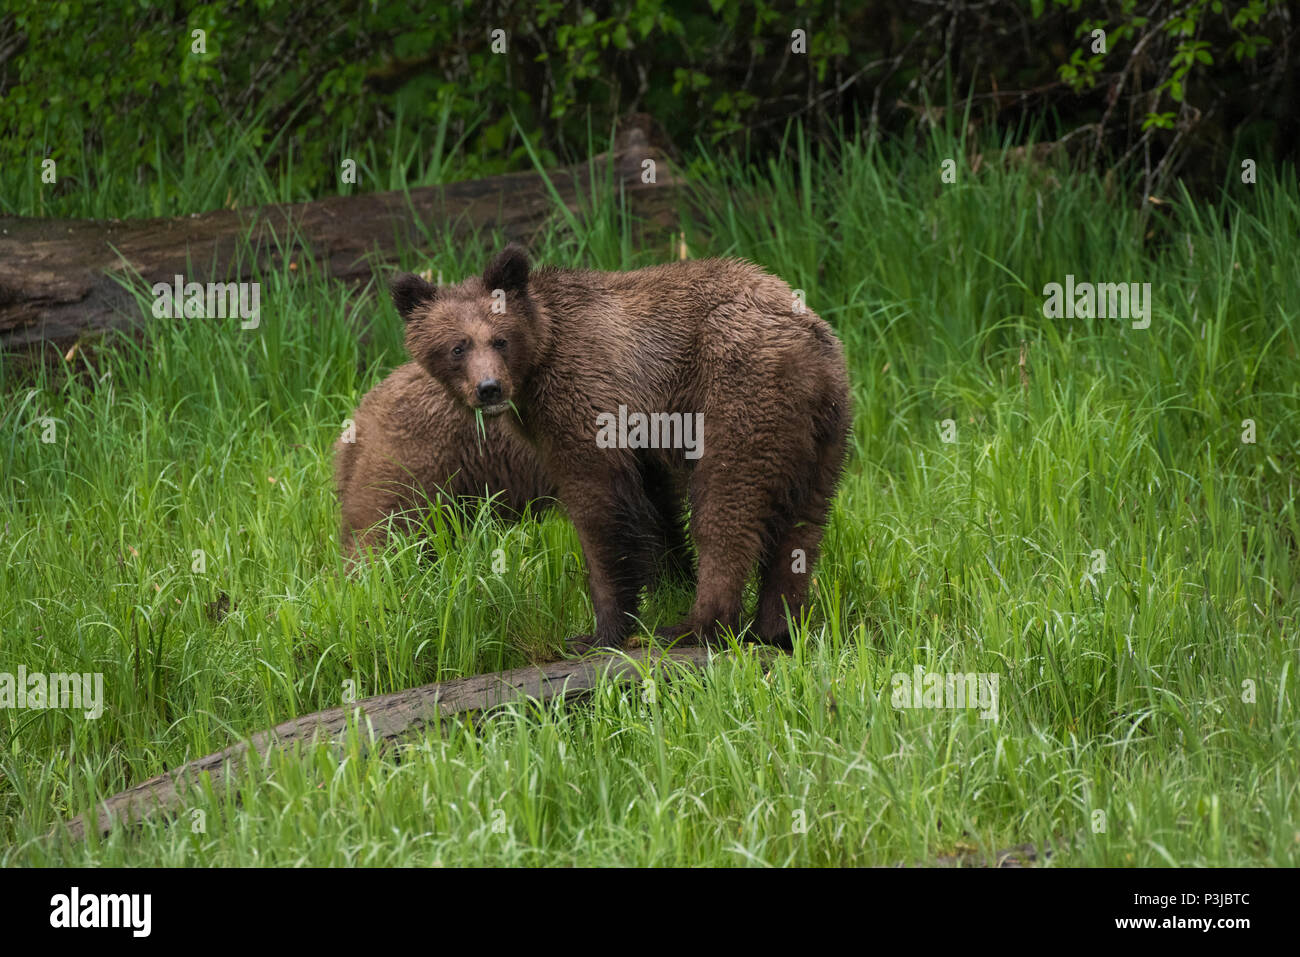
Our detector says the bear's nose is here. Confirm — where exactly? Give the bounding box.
[476,379,502,403]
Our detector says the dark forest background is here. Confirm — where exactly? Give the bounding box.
[2,0,1295,215]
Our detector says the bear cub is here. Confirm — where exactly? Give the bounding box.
[392,245,851,651]
[334,361,554,558]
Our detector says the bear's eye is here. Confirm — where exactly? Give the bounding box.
[451,344,465,358]
[492,338,507,351]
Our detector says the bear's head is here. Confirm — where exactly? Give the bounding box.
[392,245,536,417]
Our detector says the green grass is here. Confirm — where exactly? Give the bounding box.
[1,129,1297,866]
[0,99,480,220]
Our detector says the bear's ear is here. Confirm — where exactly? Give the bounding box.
[483,244,530,295]
[390,273,438,322]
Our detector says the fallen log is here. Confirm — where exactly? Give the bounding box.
[60,644,732,842]
[908,841,1058,868]
[2,134,680,351]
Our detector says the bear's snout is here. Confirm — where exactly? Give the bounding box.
[474,378,509,413]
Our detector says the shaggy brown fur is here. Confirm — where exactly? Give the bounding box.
[334,361,554,557]
[392,246,851,650]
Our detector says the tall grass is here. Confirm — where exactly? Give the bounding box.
[0,99,477,219]
[1,128,1296,865]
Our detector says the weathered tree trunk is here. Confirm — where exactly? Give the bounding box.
[1,141,679,351]
[59,644,730,842]
[919,842,1056,868]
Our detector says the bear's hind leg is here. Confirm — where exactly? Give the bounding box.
[562,467,662,653]
[679,471,772,646]
[755,416,847,647]
[642,459,693,590]
[755,518,823,649]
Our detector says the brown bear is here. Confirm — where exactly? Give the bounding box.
[392,245,851,651]
[333,360,554,558]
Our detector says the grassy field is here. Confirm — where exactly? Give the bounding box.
[1,131,1297,866]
